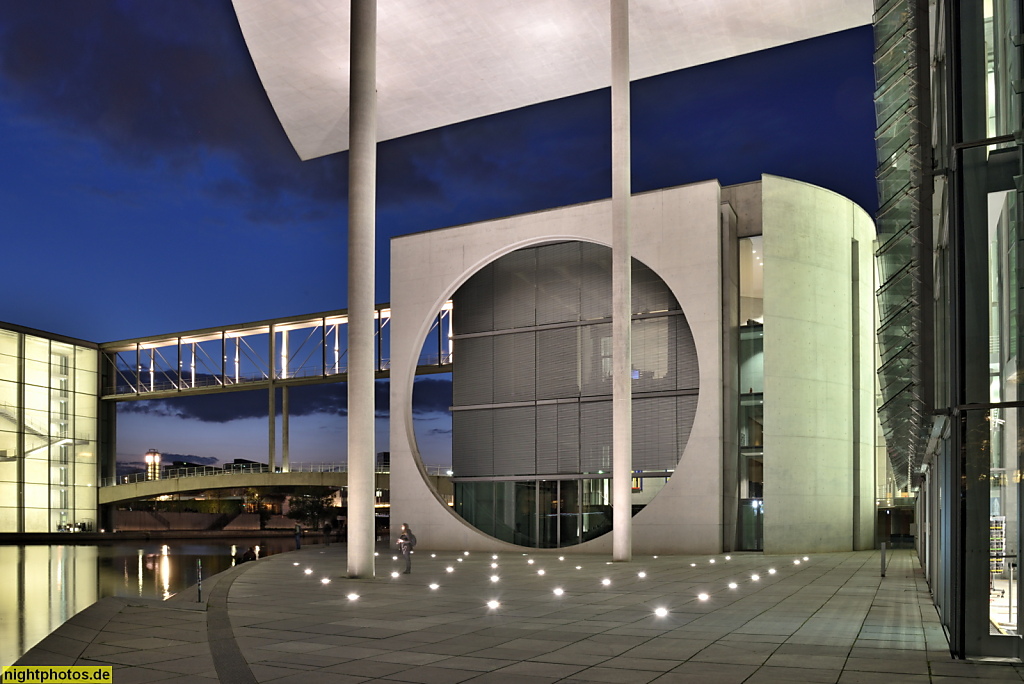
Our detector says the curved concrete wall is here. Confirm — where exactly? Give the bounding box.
[761,175,875,553]
[390,180,724,554]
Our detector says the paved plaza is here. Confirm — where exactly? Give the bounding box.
[16,546,1024,683]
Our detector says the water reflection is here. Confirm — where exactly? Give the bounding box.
[1,537,298,667]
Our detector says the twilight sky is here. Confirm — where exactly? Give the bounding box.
[0,2,877,470]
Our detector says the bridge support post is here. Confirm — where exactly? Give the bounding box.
[282,386,290,472]
[346,0,377,578]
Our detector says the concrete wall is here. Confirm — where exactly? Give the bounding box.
[390,180,724,554]
[761,175,875,553]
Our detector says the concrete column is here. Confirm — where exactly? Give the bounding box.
[282,385,290,473]
[347,0,377,578]
[610,0,632,562]
[268,326,276,472]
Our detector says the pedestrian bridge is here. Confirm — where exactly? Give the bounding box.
[98,463,450,505]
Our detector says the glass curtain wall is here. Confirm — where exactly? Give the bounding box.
[933,0,1024,657]
[738,236,764,550]
[0,327,98,533]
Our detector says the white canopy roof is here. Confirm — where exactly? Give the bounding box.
[233,0,872,161]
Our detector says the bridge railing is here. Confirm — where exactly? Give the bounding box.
[101,462,452,487]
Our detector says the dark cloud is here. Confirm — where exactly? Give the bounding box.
[117,377,451,423]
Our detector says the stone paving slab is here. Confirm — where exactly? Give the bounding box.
[16,546,1024,682]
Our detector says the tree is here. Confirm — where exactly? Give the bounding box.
[285,491,335,528]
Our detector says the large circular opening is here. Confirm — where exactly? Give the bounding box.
[416,240,698,548]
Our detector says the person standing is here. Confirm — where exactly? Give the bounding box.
[322,521,332,546]
[397,522,416,574]
[294,522,302,550]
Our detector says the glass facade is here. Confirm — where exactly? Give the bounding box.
[0,326,99,533]
[449,241,698,547]
[738,236,764,550]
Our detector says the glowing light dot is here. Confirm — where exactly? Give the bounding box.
[431,554,436,558]
[292,562,299,566]
[559,556,565,561]
[391,571,400,578]
[601,578,611,586]
[446,567,454,573]
[638,572,647,578]
[321,578,331,585]
[457,558,463,562]
[464,551,470,556]
[553,587,564,596]
[653,555,658,559]
[486,600,500,609]
[698,593,709,601]
[768,568,776,575]
[690,563,697,567]
[429,583,439,590]
[491,562,498,569]
[347,593,359,600]
[304,568,313,575]
[794,560,801,565]
[373,552,379,557]
[725,555,731,560]
[751,574,760,581]
[528,559,535,565]
[575,566,582,570]
[490,575,500,582]
[492,555,498,560]
[728,582,738,589]
[803,556,809,561]
[654,607,668,617]
[537,569,545,575]
[709,559,716,564]
[393,556,398,561]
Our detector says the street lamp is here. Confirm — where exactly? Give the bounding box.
[144,448,161,481]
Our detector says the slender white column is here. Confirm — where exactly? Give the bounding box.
[610,0,632,562]
[347,0,377,578]
[268,325,276,472]
[282,385,290,473]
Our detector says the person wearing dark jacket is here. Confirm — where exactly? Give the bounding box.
[397,523,416,574]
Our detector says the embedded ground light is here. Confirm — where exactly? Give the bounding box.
[768,568,776,574]
[654,607,668,617]
[429,583,439,590]
[391,571,400,578]
[490,575,500,582]
[321,578,331,585]
[446,566,454,573]
[698,593,709,601]
[553,587,564,596]
[347,593,359,600]
[491,563,498,569]
[601,578,611,586]
[751,574,760,581]
[304,568,313,575]
[728,582,738,589]
[487,600,500,609]
[638,572,647,578]
[537,569,545,575]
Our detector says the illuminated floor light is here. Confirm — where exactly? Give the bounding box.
[601,578,611,586]
[347,593,359,600]
[698,593,709,601]
[768,568,776,575]
[464,551,470,556]
[537,569,545,576]
[654,607,668,617]
[457,558,463,563]
[391,571,400,578]
[803,556,809,561]
[528,559,535,565]
[652,555,658,559]
[490,575,500,582]
[429,583,439,590]
[321,578,331,585]
[794,560,801,565]
[690,563,696,567]
[709,559,716,564]
[431,554,436,558]
[491,563,498,569]
[446,566,454,573]
[293,562,300,566]
[393,556,398,561]
[728,582,738,589]
[725,555,731,560]
[486,600,500,609]
[751,574,760,581]
[575,566,582,570]
[373,552,379,557]
[304,568,313,575]
[553,587,564,596]
[638,572,647,578]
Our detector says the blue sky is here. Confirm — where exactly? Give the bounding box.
[0,2,877,470]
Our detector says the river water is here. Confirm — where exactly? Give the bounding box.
[0,537,307,667]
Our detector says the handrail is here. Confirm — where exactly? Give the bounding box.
[101,461,452,487]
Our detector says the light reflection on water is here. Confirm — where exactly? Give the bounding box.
[1,537,300,667]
